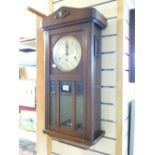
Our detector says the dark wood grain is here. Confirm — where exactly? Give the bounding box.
[42,7,107,30]
[42,6,107,148]
[72,81,76,130]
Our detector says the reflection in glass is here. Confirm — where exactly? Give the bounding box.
[60,81,72,128]
[50,80,56,128]
[76,80,84,131]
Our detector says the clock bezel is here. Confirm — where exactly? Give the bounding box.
[49,25,84,75]
[52,35,82,72]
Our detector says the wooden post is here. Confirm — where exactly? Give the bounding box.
[116,0,124,155]
[26,1,53,155]
[36,15,52,155]
[35,1,53,155]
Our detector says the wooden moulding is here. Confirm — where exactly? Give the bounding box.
[42,6,107,30]
[43,129,105,149]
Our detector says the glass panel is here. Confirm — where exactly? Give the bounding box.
[76,80,84,131]
[50,80,56,128]
[60,81,72,128]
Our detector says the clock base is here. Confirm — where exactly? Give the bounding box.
[43,129,105,149]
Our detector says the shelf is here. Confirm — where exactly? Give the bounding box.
[19,128,36,143]
[19,38,36,52]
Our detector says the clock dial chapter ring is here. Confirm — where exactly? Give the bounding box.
[52,36,82,72]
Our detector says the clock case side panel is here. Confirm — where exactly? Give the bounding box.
[84,23,104,142]
[44,31,51,131]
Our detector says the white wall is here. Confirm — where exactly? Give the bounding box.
[0,1,19,154]
[135,1,155,155]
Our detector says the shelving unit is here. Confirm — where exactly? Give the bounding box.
[19,38,37,142]
[19,128,36,142]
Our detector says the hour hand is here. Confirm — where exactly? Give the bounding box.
[65,41,69,56]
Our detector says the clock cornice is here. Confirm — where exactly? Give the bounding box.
[42,6,107,30]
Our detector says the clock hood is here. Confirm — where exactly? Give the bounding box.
[41,7,107,30]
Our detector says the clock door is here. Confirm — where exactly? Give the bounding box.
[50,80,84,131]
[46,25,86,138]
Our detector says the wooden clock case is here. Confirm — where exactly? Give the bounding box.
[42,7,107,148]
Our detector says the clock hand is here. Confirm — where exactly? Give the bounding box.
[65,41,69,56]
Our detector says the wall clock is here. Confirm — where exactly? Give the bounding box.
[42,6,107,148]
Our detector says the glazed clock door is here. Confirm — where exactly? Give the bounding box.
[47,25,85,137]
[50,80,84,131]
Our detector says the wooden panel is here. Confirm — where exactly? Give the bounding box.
[101,121,116,138]
[101,18,117,35]
[101,53,117,69]
[52,138,116,155]
[101,88,116,103]
[36,16,51,155]
[53,0,116,11]
[52,141,81,155]
[101,70,116,86]
[90,138,116,155]
[94,1,118,18]
[101,104,116,121]
[101,36,117,52]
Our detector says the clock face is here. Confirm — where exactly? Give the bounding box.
[53,36,82,72]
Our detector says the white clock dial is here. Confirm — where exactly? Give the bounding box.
[53,36,82,72]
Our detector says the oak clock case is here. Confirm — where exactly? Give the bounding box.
[42,7,107,148]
